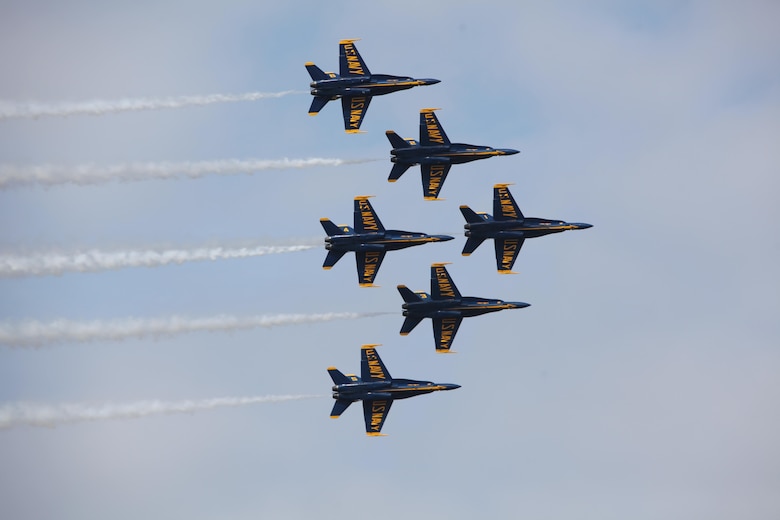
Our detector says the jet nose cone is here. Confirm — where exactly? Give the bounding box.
[421,78,441,85]
[498,148,520,155]
[573,223,593,230]
[442,384,461,391]
[432,235,455,242]
[506,301,531,309]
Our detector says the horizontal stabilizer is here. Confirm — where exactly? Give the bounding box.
[461,236,486,256]
[400,315,424,335]
[308,95,331,115]
[328,367,352,385]
[323,249,347,269]
[385,130,411,149]
[388,162,411,182]
[397,285,422,303]
[305,63,330,81]
[330,398,353,418]
[460,205,488,224]
[320,218,353,236]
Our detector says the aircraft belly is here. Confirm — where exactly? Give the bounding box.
[388,389,435,400]
[456,307,506,316]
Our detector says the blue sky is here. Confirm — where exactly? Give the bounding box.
[1,1,779,519]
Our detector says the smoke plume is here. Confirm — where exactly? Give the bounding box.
[0,312,390,348]
[0,157,378,189]
[0,395,325,429]
[0,240,322,278]
[0,90,304,120]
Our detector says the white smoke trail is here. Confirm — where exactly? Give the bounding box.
[0,157,379,189]
[0,312,390,348]
[0,240,322,278]
[0,90,305,120]
[0,394,326,430]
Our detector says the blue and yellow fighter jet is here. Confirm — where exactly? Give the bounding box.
[328,344,460,436]
[460,184,593,274]
[397,263,530,352]
[385,108,520,200]
[320,196,453,287]
[306,39,440,133]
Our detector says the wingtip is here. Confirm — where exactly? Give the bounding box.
[308,112,319,116]
[498,270,518,275]
[361,343,382,350]
[435,350,457,354]
[353,195,375,200]
[424,196,445,201]
[345,129,365,134]
[420,107,441,113]
[322,266,333,270]
[366,432,387,437]
[493,182,515,188]
[359,283,381,288]
[339,38,361,44]
[431,262,452,267]
[399,332,410,336]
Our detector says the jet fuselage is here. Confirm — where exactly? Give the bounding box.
[311,75,440,99]
[465,218,593,239]
[325,230,453,252]
[390,143,520,166]
[402,295,530,319]
[332,378,460,402]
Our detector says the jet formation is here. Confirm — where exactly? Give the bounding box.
[306,39,440,133]
[386,108,520,200]
[308,39,590,435]
[320,196,453,287]
[398,263,530,352]
[328,344,460,436]
[460,184,592,273]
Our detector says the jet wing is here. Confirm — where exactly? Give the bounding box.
[339,40,371,77]
[353,197,385,233]
[495,237,525,273]
[433,314,462,352]
[341,95,372,133]
[421,163,451,200]
[419,109,451,146]
[363,399,392,436]
[356,250,386,286]
[360,345,392,381]
[431,263,462,300]
[493,184,524,221]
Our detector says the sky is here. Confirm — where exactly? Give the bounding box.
[1,1,779,519]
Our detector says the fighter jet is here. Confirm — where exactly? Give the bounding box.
[328,344,460,436]
[397,263,530,352]
[320,196,453,287]
[385,108,520,200]
[306,39,440,133]
[460,184,593,273]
